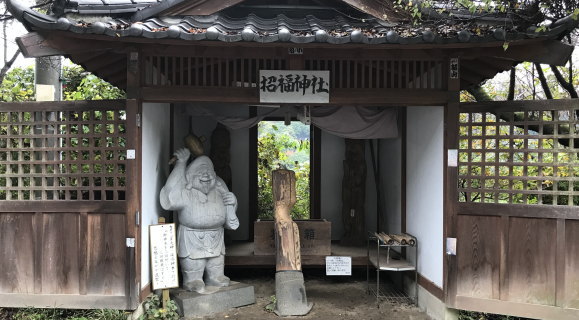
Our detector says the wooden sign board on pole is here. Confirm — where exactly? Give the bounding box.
[150,223,179,290]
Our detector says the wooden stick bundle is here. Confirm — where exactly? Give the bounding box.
[375,232,416,246]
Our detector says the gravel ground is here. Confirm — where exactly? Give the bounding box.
[191,268,429,320]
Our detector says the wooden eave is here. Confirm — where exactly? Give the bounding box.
[159,0,246,16]
[18,30,573,92]
[151,0,403,21]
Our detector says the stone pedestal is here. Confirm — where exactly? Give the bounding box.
[170,282,255,317]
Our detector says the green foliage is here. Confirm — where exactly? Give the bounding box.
[139,294,179,320]
[0,66,35,102]
[257,121,311,220]
[0,307,127,320]
[264,295,277,312]
[0,64,125,102]
[63,66,125,100]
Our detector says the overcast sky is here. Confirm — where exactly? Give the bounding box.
[1,0,37,68]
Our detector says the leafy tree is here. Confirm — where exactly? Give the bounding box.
[0,66,34,101]
[257,121,311,220]
[0,64,125,102]
[62,65,125,100]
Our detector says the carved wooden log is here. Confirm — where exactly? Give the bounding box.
[272,169,302,272]
[341,139,366,246]
[210,123,232,190]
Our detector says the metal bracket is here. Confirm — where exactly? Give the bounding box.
[135,211,140,227]
[136,113,141,127]
[446,237,457,255]
[126,237,136,248]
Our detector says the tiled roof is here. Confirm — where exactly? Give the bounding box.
[8,0,578,45]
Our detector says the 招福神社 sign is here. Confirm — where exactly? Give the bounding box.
[259,70,330,103]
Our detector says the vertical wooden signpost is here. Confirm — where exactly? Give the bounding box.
[150,217,179,309]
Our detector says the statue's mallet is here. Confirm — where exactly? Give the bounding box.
[168,134,206,165]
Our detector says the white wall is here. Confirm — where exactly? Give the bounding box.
[406,106,444,288]
[320,131,344,240]
[141,102,171,289]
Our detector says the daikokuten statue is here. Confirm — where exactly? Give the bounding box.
[160,148,239,293]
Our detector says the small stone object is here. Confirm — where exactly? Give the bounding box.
[242,27,255,41]
[422,30,435,43]
[315,29,328,42]
[206,26,219,40]
[350,29,363,43]
[171,282,255,318]
[278,27,291,42]
[457,30,471,42]
[386,30,399,43]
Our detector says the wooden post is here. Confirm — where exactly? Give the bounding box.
[272,169,301,271]
[272,169,312,316]
[158,217,169,310]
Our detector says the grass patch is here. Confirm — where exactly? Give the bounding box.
[0,307,128,320]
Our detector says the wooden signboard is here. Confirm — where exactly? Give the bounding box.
[149,223,179,290]
[254,219,331,256]
[259,70,330,103]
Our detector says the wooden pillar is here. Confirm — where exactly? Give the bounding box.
[444,56,461,307]
[126,50,142,309]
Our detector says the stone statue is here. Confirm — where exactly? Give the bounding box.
[160,148,239,293]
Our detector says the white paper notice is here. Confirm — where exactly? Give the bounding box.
[150,223,179,290]
[448,149,458,167]
[325,256,352,276]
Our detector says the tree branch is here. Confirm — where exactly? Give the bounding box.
[549,64,578,98]
[467,85,493,101]
[507,66,516,100]
[0,48,21,83]
[534,63,553,99]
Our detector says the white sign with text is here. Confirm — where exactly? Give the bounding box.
[150,223,179,290]
[259,70,330,103]
[325,256,352,276]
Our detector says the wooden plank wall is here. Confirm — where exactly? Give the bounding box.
[451,99,579,320]
[0,101,131,309]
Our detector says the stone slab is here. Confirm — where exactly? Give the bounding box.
[170,282,255,318]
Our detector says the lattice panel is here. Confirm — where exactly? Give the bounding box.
[305,59,443,89]
[144,55,288,87]
[0,108,127,201]
[458,108,579,206]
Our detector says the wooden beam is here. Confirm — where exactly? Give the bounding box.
[459,40,574,66]
[162,0,246,15]
[142,86,448,105]
[16,32,66,57]
[455,296,579,320]
[456,203,579,220]
[460,98,579,111]
[340,0,407,22]
[0,294,129,309]
[83,54,126,72]
[0,201,127,213]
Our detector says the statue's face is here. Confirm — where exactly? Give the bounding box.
[190,163,216,195]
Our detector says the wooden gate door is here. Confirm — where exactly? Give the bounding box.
[0,100,139,309]
[447,99,579,320]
